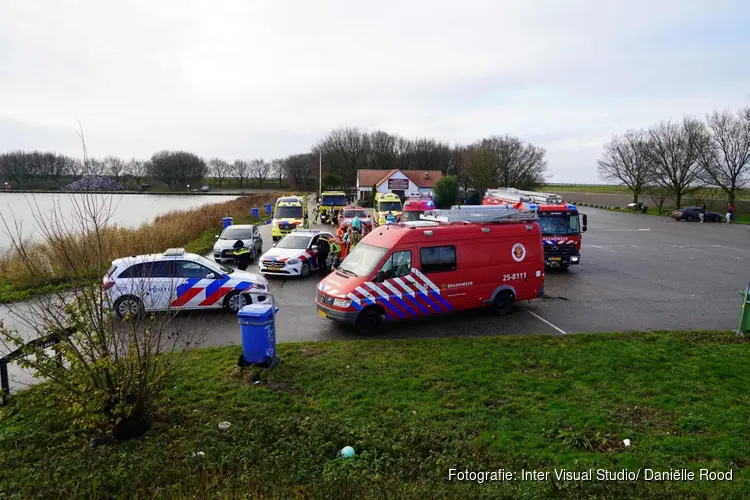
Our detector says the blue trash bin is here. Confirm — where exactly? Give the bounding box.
[237,293,279,367]
[222,216,233,229]
[265,202,272,214]
[251,207,260,218]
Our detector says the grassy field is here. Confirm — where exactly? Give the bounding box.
[0,194,281,304]
[1,331,748,498]
[546,184,750,202]
[582,204,750,224]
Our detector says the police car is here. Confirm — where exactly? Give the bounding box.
[103,248,270,319]
[259,229,334,277]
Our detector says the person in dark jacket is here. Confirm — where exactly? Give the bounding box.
[699,202,706,223]
[315,237,330,275]
[232,240,251,270]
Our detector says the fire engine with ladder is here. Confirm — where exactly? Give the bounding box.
[483,187,588,269]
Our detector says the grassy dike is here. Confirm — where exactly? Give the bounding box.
[0,194,281,304]
[1,331,748,498]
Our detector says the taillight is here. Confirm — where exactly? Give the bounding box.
[102,277,115,290]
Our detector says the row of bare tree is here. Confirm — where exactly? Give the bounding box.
[598,108,750,208]
[1,128,550,192]
[280,127,548,192]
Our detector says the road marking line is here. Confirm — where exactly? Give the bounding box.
[638,228,651,231]
[527,310,566,335]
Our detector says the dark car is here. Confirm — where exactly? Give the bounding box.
[671,207,723,222]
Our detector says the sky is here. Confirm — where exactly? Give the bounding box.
[1,0,750,183]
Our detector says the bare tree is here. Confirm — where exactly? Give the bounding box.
[0,129,204,439]
[314,127,370,184]
[646,185,671,214]
[367,130,400,170]
[598,130,654,203]
[103,156,125,183]
[250,159,271,189]
[645,117,708,209]
[271,158,285,188]
[698,109,750,206]
[125,158,148,185]
[488,135,548,190]
[283,154,312,189]
[232,159,250,188]
[461,145,497,197]
[85,158,106,177]
[209,158,229,188]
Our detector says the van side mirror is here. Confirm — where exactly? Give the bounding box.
[374,270,385,283]
[582,214,588,232]
[206,272,216,279]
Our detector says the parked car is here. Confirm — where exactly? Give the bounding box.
[200,185,209,192]
[338,207,372,230]
[213,224,263,263]
[671,207,723,222]
[104,248,269,319]
[259,229,334,277]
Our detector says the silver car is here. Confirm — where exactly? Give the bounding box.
[213,224,263,263]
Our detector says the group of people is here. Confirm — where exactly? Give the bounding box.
[316,213,366,275]
[698,203,734,223]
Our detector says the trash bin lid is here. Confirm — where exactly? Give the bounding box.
[238,303,275,321]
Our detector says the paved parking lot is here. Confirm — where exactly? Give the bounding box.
[3,203,748,392]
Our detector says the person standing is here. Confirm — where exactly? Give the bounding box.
[328,236,342,270]
[727,203,734,223]
[699,202,706,223]
[315,237,330,276]
[386,211,396,225]
[351,213,361,233]
[232,240,252,271]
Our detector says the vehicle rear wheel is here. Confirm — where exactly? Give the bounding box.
[224,290,247,313]
[686,215,695,222]
[492,291,515,316]
[300,261,311,277]
[356,308,383,335]
[114,295,144,320]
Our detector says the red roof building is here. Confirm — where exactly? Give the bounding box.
[356,169,443,199]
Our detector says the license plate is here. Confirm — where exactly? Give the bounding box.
[318,309,327,319]
[267,266,282,271]
[226,251,233,255]
[548,257,562,261]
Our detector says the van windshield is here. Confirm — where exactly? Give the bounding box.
[321,196,347,206]
[339,243,388,277]
[275,206,303,218]
[401,211,423,221]
[378,201,402,211]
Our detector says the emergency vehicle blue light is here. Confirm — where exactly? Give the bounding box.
[426,201,433,207]
[528,203,539,210]
[567,204,577,210]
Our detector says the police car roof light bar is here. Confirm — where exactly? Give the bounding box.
[163,248,186,256]
[420,206,537,224]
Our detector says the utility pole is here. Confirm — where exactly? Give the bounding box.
[318,152,322,197]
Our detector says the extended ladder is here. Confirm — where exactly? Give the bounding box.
[420,205,538,224]
[485,187,563,205]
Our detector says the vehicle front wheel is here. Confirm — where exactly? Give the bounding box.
[300,261,311,277]
[492,291,515,316]
[356,308,383,335]
[114,295,144,320]
[224,291,247,313]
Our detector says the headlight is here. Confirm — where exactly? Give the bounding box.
[213,246,220,252]
[251,282,267,290]
[287,258,300,265]
[333,298,351,308]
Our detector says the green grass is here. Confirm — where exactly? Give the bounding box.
[2,331,748,498]
[544,184,633,194]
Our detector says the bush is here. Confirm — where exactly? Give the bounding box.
[433,175,459,209]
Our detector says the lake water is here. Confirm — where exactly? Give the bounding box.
[0,193,238,251]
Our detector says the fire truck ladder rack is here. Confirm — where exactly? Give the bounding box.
[485,187,563,205]
[420,206,538,224]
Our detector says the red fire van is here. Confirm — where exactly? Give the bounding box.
[315,206,545,333]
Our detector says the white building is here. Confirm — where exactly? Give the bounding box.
[356,169,444,200]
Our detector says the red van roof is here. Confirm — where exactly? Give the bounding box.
[362,220,540,249]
